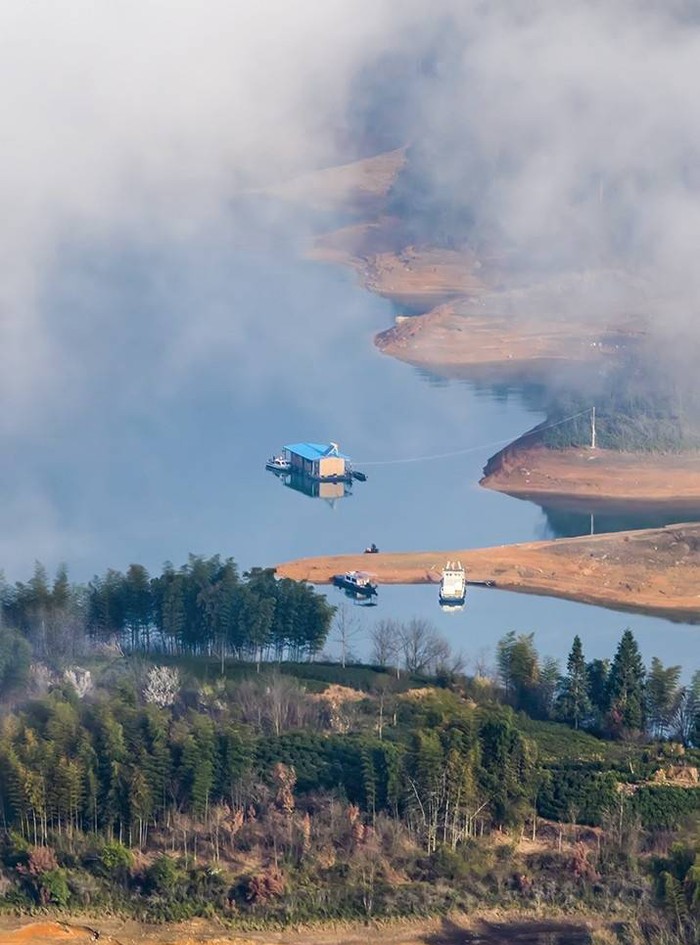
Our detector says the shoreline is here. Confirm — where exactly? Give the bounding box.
[297,155,692,509]
[0,910,601,945]
[276,522,700,622]
[480,444,700,507]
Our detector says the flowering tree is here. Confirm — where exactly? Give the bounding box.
[143,665,180,707]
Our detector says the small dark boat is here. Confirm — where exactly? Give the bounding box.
[364,543,379,554]
[332,570,378,598]
[352,470,367,482]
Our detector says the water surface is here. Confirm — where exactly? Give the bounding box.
[1,233,697,674]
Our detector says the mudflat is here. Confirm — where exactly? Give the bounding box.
[276,522,700,621]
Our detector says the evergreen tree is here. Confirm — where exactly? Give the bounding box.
[586,658,610,726]
[557,635,591,729]
[537,656,561,720]
[0,625,31,697]
[607,629,646,736]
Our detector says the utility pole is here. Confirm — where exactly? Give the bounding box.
[590,406,597,450]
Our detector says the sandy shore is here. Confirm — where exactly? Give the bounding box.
[481,444,700,506]
[372,292,642,377]
[311,231,486,311]
[0,912,594,945]
[276,522,700,622]
[258,148,407,215]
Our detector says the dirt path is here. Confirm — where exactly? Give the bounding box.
[276,522,700,621]
[0,913,593,945]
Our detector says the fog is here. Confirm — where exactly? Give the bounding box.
[1,1,700,578]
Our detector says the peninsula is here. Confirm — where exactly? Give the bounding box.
[276,521,700,622]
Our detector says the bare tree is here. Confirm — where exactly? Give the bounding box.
[371,675,394,739]
[264,671,312,736]
[398,618,453,674]
[370,618,401,669]
[231,672,320,735]
[332,603,363,668]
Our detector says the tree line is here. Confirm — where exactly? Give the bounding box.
[0,557,335,676]
[494,628,700,744]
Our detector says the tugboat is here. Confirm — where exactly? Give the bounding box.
[332,570,378,599]
[265,453,291,474]
[439,561,466,611]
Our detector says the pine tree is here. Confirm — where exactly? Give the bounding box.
[557,635,591,729]
[586,658,610,725]
[607,629,646,736]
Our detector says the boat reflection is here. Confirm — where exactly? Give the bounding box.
[439,601,465,614]
[270,469,353,503]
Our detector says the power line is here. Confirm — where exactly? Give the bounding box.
[356,408,592,467]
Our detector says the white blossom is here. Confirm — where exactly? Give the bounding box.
[143,666,180,707]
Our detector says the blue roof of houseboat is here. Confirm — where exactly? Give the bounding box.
[284,442,350,461]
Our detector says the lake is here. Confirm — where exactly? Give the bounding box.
[2,230,698,676]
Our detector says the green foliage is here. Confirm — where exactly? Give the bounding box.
[143,855,181,895]
[497,631,540,713]
[537,764,619,825]
[607,629,646,736]
[0,625,31,696]
[518,717,620,762]
[556,635,592,730]
[632,786,700,829]
[646,657,683,740]
[653,841,700,934]
[1,556,333,669]
[538,353,700,454]
[100,841,134,873]
[40,868,71,907]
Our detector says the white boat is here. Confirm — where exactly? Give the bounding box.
[439,561,466,609]
[265,453,291,473]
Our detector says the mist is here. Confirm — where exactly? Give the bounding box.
[396,3,700,328]
[2,1,700,579]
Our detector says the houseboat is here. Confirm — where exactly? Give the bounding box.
[266,442,367,484]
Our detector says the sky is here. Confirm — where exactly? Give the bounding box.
[1,1,700,581]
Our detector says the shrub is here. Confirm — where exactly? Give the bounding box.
[41,869,71,907]
[100,841,134,876]
[143,855,182,895]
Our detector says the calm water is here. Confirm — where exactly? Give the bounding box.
[2,232,698,676]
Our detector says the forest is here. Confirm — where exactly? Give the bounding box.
[539,343,700,454]
[0,559,698,943]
